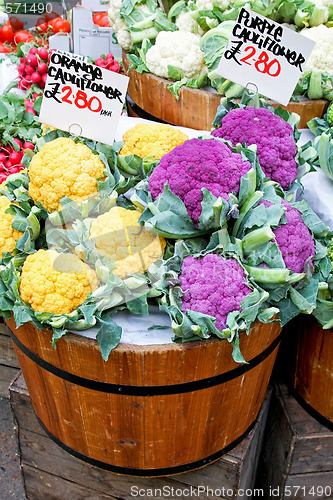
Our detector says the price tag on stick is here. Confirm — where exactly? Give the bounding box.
[39,51,129,146]
[217,8,315,106]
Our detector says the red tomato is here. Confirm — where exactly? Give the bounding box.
[0,43,12,53]
[93,12,105,25]
[35,16,49,32]
[8,16,24,32]
[45,12,60,23]
[98,14,110,27]
[14,31,35,45]
[51,18,71,33]
[0,24,15,44]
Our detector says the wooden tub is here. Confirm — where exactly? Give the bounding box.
[285,315,333,428]
[122,52,329,130]
[6,317,282,476]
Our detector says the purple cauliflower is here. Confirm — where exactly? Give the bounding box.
[149,138,251,225]
[180,253,252,329]
[211,107,297,190]
[261,199,315,273]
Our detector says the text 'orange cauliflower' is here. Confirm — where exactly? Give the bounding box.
[28,137,106,212]
[120,123,189,159]
[19,249,99,315]
[0,196,23,258]
[90,206,166,279]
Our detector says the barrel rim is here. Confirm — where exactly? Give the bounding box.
[7,323,282,396]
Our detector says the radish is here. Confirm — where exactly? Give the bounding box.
[25,65,35,75]
[26,54,38,67]
[31,72,42,84]
[9,166,21,174]
[37,62,48,74]
[13,138,22,149]
[23,142,34,150]
[38,47,48,60]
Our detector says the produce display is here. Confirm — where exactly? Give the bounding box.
[0,80,332,364]
[109,0,333,100]
[0,2,332,367]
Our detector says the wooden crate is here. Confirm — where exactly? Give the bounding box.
[0,320,20,398]
[10,372,272,500]
[256,383,333,500]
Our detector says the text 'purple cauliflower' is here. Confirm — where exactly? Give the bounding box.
[261,199,315,273]
[149,138,251,225]
[212,107,297,190]
[180,253,252,330]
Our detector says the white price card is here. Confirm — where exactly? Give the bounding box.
[39,51,129,146]
[217,8,315,106]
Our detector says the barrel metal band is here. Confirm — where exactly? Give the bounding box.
[7,325,281,396]
[288,386,333,432]
[36,414,257,476]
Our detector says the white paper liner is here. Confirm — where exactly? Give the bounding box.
[0,57,19,94]
[70,306,175,345]
[296,129,333,231]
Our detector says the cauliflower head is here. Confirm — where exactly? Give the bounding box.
[145,31,207,80]
[0,196,23,258]
[302,25,333,74]
[180,253,252,329]
[108,0,132,51]
[19,249,99,315]
[90,206,166,278]
[260,199,315,274]
[120,123,189,159]
[149,138,251,224]
[195,0,230,10]
[212,107,297,190]
[28,138,106,213]
[175,11,204,35]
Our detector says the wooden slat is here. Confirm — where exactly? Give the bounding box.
[0,333,20,368]
[0,364,20,398]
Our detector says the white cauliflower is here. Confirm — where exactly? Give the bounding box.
[145,31,207,80]
[108,0,132,51]
[195,0,230,10]
[175,11,204,35]
[302,25,333,74]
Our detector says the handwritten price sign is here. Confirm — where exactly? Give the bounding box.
[217,8,315,105]
[39,51,129,146]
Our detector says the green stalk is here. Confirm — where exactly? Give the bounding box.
[232,191,264,237]
[130,26,159,45]
[243,264,304,284]
[242,226,274,256]
[318,132,333,180]
[308,70,324,100]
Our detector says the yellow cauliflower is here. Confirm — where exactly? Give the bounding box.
[0,196,23,258]
[90,206,166,279]
[42,124,56,135]
[120,123,189,159]
[19,249,99,315]
[28,137,106,212]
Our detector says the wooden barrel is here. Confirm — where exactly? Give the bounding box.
[122,52,329,131]
[6,317,282,476]
[284,315,333,429]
